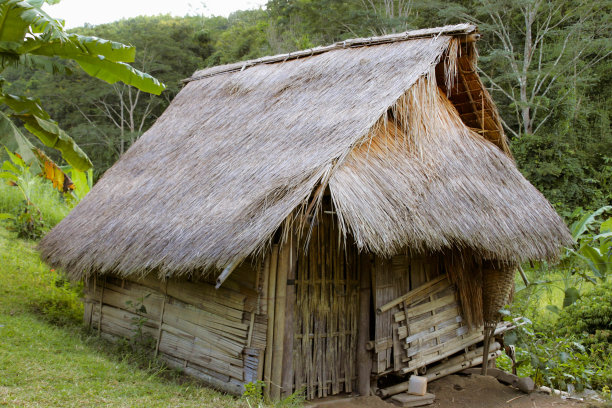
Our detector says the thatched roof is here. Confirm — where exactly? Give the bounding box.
[39,24,572,279]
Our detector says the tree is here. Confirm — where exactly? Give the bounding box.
[462,0,611,137]
[0,0,165,173]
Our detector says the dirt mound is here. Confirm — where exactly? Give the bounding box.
[308,373,590,408]
[428,374,583,408]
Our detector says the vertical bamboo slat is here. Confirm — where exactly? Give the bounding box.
[260,253,271,315]
[270,240,290,400]
[264,245,279,397]
[357,253,372,396]
[155,280,169,356]
[281,234,297,398]
[98,276,106,335]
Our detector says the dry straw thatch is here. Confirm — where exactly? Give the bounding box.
[39,24,572,280]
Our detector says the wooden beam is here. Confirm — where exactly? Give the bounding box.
[215,259,242,289]
[458,69,486,132]
[458,33,481,43]
[377,274,448,314]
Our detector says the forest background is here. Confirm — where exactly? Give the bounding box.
[2,0,610,217]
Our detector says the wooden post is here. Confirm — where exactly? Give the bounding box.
[357,253,372,396]
[281,234,297,398]
[86,276,95,329]
[264,245,279,398]
[98,276,105,335]
[270,239,290,400]
[155,279,169,356]
[257,256,271,382]
[481,326,493,376]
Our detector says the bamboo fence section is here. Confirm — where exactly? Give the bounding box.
[373,254,442,374]
[83,261,267,396]
[370,253,518,380]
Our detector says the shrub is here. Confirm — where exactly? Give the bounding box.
[501,320,597,392]
[556,282,612,390]
[557,281,612,336]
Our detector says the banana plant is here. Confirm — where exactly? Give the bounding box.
[0,146,45,238]
[567,206,612,282]
[554,205,612,309]
[0,0,165,172]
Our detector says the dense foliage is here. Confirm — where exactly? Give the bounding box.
[501,280,612,393]
[557,281,612,344]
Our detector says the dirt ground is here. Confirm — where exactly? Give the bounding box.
[307,374,600,408]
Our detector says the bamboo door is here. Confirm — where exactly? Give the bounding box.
[293,213,360,399]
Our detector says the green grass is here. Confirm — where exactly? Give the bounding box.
[0,227,246,408]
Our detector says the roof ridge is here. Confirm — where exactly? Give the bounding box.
[183,23,477,83]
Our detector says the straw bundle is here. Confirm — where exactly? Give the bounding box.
[443,250,483,328]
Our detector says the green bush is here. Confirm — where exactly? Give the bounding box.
[557,281,612,335]
[501,320,597,392]
[556,282,612,390]
[501,281,612,392]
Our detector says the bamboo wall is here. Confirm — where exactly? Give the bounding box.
[83,260,267,396]
[82,235,495,401]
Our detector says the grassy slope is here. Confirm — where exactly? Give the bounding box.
[0,227,244,408]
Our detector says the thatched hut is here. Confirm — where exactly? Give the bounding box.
[40,24,572,400]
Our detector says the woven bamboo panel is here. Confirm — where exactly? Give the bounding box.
[293,213,360,399]
[83,262,264,394]
[372,255,410,373]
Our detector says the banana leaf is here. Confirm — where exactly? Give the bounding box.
[75,56,165,95]
[1,93,92,170]
[20,34,136,63]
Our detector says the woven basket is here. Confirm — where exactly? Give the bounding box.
[482,267,515,325]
